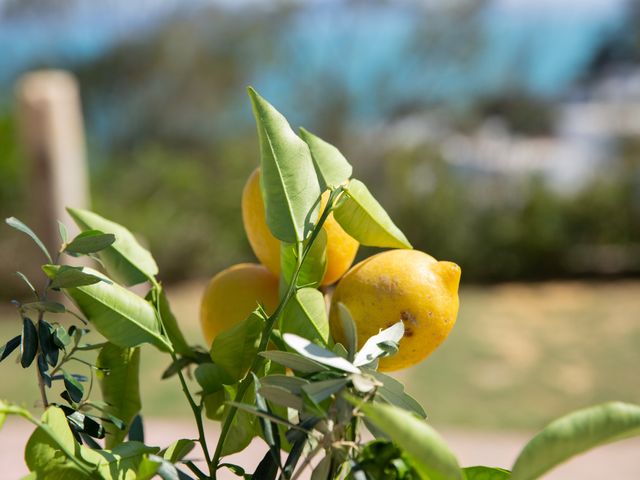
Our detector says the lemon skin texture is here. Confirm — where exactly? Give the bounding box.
[200,263,279,346]
[329,249,461,371]
[241,168,358,286]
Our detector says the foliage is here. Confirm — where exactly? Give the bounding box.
[2,89,640,479]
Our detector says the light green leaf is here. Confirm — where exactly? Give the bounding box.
[511,402,640,480]
[280,229,327,291]
[5,217,52,262]
[261,374,309,395]
[350,398,463,480]
[464,466,511,479]
[280,288,329,346]
[64,230,116,256]
[333,179,411,249]
[161,439,195,463]
[43,265,170,352]
[247,87,321,243]
[368,370,426,418]
[259,351,329,374]
[97,343,141,449]
[151,287,191,356]
[302,378,349,405]
[354,321,404,367]
[258,385,304,411]
[283,333,360,374]
[337,303,357,362]
[66,208,158,286]
[195,363,233,393]
[210,310,265,382]
[221,385,261,456]
[299,127,352,190]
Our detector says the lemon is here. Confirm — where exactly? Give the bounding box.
[200,263,279,346]
[329,250,461,371]
[241,168,358,286]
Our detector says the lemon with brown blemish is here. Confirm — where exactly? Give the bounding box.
[328,249,461,371]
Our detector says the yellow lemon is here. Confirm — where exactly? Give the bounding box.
[329,250,461,371]
[200,263,279,346]
[241,168,358,286]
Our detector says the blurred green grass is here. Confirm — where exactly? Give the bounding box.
[1,280,639,430]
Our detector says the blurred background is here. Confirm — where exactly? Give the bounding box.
[1,0,639,476]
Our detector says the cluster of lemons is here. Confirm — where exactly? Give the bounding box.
[200,168,461,371]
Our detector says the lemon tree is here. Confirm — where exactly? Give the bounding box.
[1,87,639,480]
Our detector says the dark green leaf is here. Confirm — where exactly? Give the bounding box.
[47,265,106,289]
[302,378,349,405]
[299,127,353,191]
[210,310,264,382]
[311,454,332,480]
[129,414,145,442]
[464,466,511,479]
[247,87,321,243]
[63,370,84,403]
[333,179,412,249]
[261,374,309,395]
[5,217,52,262]
[203,389,227,421]
[162,439,196,463]
[20,317,38,368]
[37,354,52,387]
[282,436,306,478]
[67,207,159,286]
[226,401,304,432]
[253,375,281,473]
[195,363,233,393]
[65,230,116,255]
[258,385,304,411]
[252,450,279,480]
[259,351,329,374]
[281,288,329,346]
[511,402,640,480]
[62,407,105,439]
[22,301,66,313]
[38,320,59,366]
[0,335,21,363]
[283,333,360,373]
[97,343,141,448]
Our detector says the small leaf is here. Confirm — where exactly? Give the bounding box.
[253,450,279,480]
[152,287,191,356]
[129,414,145,442]
[464,466,511,479]
[280,229,327,291]
[299,128,353,190]
[20,317,38,368]
[226,402,303,431]
[37,354,51,387]
[62,370,84,403]
[16,271,37,295]
[247,87,321,243]
[260,350,330,374]
[350,374,379,394]
[46,265,105,289]
[280,288,329,346]
[333,179,412,249]
[0,335,21,363]
[283,333,360,373]
[210,310,265,382]
[53,327,71,348]
[369,370,426,418]
[5,217,52,262]
[261,374,309,395]
[64,230,116,255]
[38,320,59,366]
[58,221,69,243]
[302,378,349,405]
[258,385,304,411]
[348,397,463,480]
[354,321,404,367]
[67,207,158,286]
[22,301,66,313]
[62,407,105,439]
[162,439,196,463]
[511,402,640,480]
[337,303,357,362]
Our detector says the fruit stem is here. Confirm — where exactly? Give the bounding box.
[211,187,343,477]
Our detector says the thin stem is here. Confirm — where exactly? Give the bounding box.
[211,188,343,477]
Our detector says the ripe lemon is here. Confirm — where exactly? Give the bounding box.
[200,263,279,346]
[328,250,461,371]
[241,168,358,286]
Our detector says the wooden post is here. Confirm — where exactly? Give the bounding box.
[16,70,90,254]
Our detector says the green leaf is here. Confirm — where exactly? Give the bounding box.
[66,207,158,286]
[62,370,84,403]
[302,378,349,405]
[221,385,261,456]
[464,466,511,479]
[161,439,195,463]
[53,327,71,348]
[283,333,360,373]
[58,221,69,243]
[299,127,352,191]
[333,179,412,249]
[368,370,426,418]
[65,230,116,256]
[21,317,38,368]
[311,454,332,480]
[337,303,357,362]
[354,321,404,367]
[210,310,264,382]
[511,402,640,480]
[280,288,329,346]
[151,287,191,357]
[43,265,171,352]
[0,334,21,363]
[96,343,142,449]
[22,301,66,313]
[259,351,330,374]
[195,363,233,393]
[247,87,321,243]
[47,265,106,289]
[258,385,304,411]
[16,271,37,295]
[38,320,59,367]
[261,374,309,395]
[5,217,52,262]
[280,229,327,290]
[349,397,463,480]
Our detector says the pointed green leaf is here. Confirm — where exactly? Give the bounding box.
[259,351,329,374]
[302,378,349,405]
[0,335,21,363]
[337,303,357,362]
[5,217,52,262]
[247,87,321,243]
[349,398,463,480]
[161,439,196,463]
[47,265,106,289]
[333,179,411,249]
[58,221,69,243]
[195,363,233,393]
[261,375,309,395]
[299,128,352,190]
[16,271,37,295]
[66,207,158,286]
[64,230,116,256]
[258,385,304,411]
[97,343,141,449]
[281,229,327,291]
[38,320,59,367]
[210,310,265,382]
[151,288,191,356]
[43,265,171,352]
[369,370,426,418]
[511,402,640,480]
[354,321,404,367]
[464,466,511,479]
[280,288,329,346]
[62,370,84,403]
[21,317,38,368]
[283,333,360,373]
[23,301,66,313]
